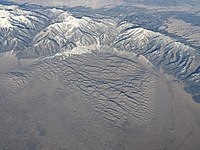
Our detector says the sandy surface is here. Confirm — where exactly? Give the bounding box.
[164,74,200,150]
[0,53,200,150]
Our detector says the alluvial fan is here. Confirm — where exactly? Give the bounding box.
[0,50,175,150]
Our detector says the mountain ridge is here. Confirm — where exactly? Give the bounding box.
[0,4,199,102]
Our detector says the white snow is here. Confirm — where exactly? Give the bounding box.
[0,10,13,28]
[0,5,40,29]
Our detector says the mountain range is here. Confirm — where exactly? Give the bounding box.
[7,0,200,8]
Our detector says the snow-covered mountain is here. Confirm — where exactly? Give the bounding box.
[0,4,199,102]
[0,4,48,53]
[17,15,117,58]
